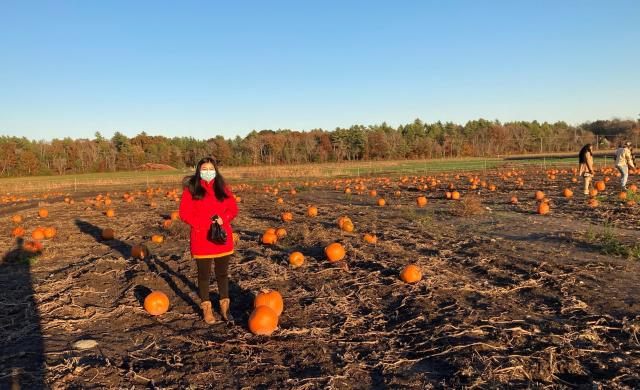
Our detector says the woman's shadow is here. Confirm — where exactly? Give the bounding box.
[0,237,46,389]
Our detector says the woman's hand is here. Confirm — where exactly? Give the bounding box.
[216,216,224,225]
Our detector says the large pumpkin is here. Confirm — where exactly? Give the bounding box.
[325,242,346,262]
[254,290,284,316]
[248,305,278,336]
[144,291,170,316]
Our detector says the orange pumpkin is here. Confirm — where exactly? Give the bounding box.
[289,252,304,267]
[619,191,628,200]
[24,240,43,253]
[325,242,346,262]
[377,198,386,206]
[537,202,550,215]
[102,228,115,240]
[400,264,422,283]
[170,211,180,220]
[588,198,599,208]
[162,219,173,229]
[595,181,605,191]
[416,196,428,207]
[131,245,148,259]
[262,230,278,245]
[248,305,278,336]
[275,227,287,239]
[535,191,545,200]
[31,228,45,240]
[562,188,573,198]
[307,205,318,217]
[281,212,293,222]
[629,184,638,193]
[105,209,115,218]
[254,290,284,316]
[363,233,377,244]
[10,215,22,224]
[144,291,170,316]
[510,196,518,205]
[12,226,25,237]
[451,191,460,200]
[38,208,48,218]
[151,234,164,243]
[589,188,598,197]
[43,227,56,239]
[341,220,354,232]
[277,197,284,204]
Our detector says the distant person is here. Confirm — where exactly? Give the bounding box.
[179,156,238,324]
[614,141,635,190]
[578,143,595,195]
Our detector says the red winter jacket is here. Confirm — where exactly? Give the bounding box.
[179,179,238,258]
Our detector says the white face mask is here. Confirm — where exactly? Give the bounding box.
[200,169,216,183]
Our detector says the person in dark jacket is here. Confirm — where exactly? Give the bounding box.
[578,144,595,195]
[179,156,238,324]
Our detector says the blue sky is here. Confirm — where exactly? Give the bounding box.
[1,0,639,140]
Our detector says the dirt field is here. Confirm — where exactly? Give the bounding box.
[2,167,640,389]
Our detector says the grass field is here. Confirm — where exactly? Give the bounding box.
[0,156,616,194]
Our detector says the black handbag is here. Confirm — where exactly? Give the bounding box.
[207,214,228,244]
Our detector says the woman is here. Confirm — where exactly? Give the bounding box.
[179,157,238,324]
[578,143,594,195]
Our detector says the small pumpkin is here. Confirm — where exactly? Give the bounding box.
[377,198,386,206]
[24,240,43,253]
[289,251,304,267]
[38,208,49,218]
[144,291,170,316]
[170,211,180,220]
[275,227,287,239]
[248,305,278,336]
[105,209,115,218]
[131,244,148,259]
[43,227,57,239]
[562,188,573,198]
[416,196,428,207]
[363,233,377,244]
[510,196,518,205]
[151,234,164,243]
[10,215,22,224]
[307,205,318,217]
[535,191,545,200]
[400,264,422,283]
[325,242,346,262]
[537,202,550,215]
[595,181,605,191]
[451,191,460,200]
[32,228,45,241]
[262,230,278,245]
[281,212,293,222]
[12,226,25,237]
[102,228,115,240]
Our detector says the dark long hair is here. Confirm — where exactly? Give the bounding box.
[578,144,592,164]
[182,156,229,201]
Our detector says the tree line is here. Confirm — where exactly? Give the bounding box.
[1,118,638,177]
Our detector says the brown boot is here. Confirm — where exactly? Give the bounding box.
[219,298,234,322]
[200,300,219,324]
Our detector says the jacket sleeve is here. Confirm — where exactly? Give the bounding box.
[221,186,238,224]
[179,188,207,227]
